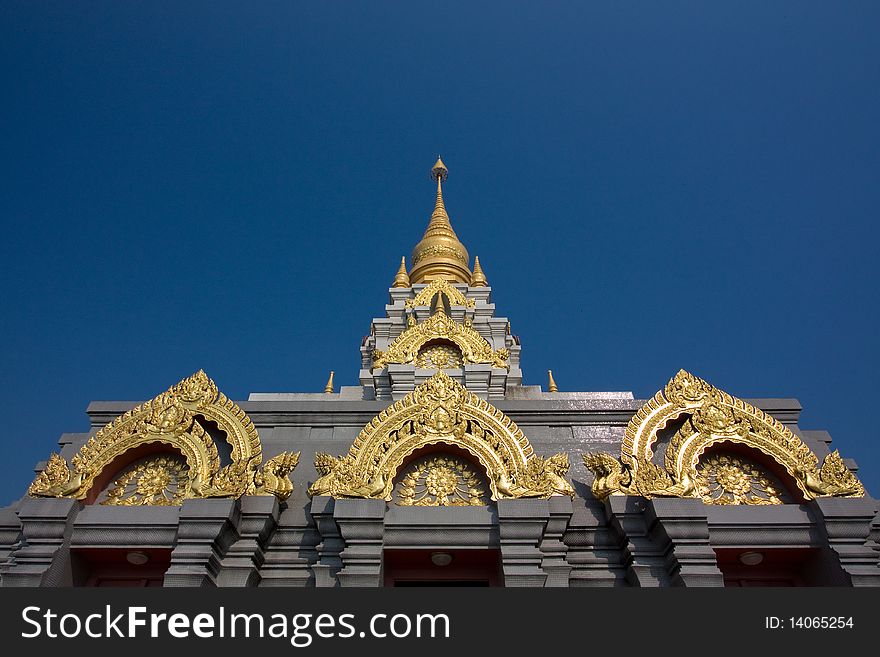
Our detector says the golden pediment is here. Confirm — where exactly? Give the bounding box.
[583,369,865,502]
[405,279,475,309]
[373,312,508,369]
[28,370,299,503]
[308,371,574,501]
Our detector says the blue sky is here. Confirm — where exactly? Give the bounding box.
[2,2,879,503]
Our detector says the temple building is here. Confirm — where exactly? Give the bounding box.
[2,158,878,587]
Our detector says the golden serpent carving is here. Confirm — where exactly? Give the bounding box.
[28,370,300,502]
[372,312,508,369]
[583,370,865,502]
[308,371,574,500]
[405,279,475,309]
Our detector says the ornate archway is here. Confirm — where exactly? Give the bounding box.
[372,312,509,369]
[28,370,299,502]
[583,369,864,502]
[308,371,573,500]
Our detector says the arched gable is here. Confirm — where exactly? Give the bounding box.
[28,370,299,502]
[583,370,864,502]
[309,371,573,500]
[372,312,508,369]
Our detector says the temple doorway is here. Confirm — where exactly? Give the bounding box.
[383,548,503,587]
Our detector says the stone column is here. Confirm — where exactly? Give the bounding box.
[0,506,22,582]
[216,496,279,587]
[540,495,573,586]
[563,500,627,586]
[813,497,880,586]
[646,498,724,587]
[2,498,79,587]
[497,499,548,587]
[462,364,492,398]
[388,364,416,400]
[165,499,240,587]
[604,496,667,586]
[335,499,385,587]
[310,495,343,587]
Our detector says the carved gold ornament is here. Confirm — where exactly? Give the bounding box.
[415,343,463,369]
[695,453,789,506]
[101,456,189,506]
[28,370,300,502]
[583,370,865,502]
[372,311,509,369]
[405,279,475,309]
[396,456,487,506]
[409,158,473,284]
[309,371,574,500]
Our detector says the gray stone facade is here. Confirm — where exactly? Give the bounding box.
[1,280,878,587]
[1,382,878,586]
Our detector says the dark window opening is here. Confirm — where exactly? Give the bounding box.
[383,548,503,587]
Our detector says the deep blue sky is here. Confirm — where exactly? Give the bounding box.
[2,2,878,504]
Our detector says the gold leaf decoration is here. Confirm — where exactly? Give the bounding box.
[695,453,789,506]
[395,456,486,506]
[372,311,508,369]
[308,371,574,500]
[415,343,463,369]
[102,456,189,506]
[405,279,475,309]
[582,369,865,502]
[28,370,300,503]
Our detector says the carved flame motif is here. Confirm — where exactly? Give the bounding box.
[28,371,300,502]
[373,312,508,369]
[309,371,574,500]
[583,370,865,502]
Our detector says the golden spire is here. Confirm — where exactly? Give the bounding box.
[470,255,488,287]
[323,371,335,394]
[547,370,559,393]
[409,157,472,284]
[392,256,411,288]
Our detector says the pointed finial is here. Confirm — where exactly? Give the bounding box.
[470,256,488,286]
[323,371,335,394]
[392,256,411,288]
[547,370,559,393]
[431,156,448,182]
[431,159,448,218]
[410,157,471,284]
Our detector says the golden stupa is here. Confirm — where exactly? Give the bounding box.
[408,157,472,284]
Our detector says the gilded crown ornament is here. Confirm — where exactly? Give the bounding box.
[308,371,574,500]
[409,157,472,284]
[582,369,865,503]
[28,370,300,503]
